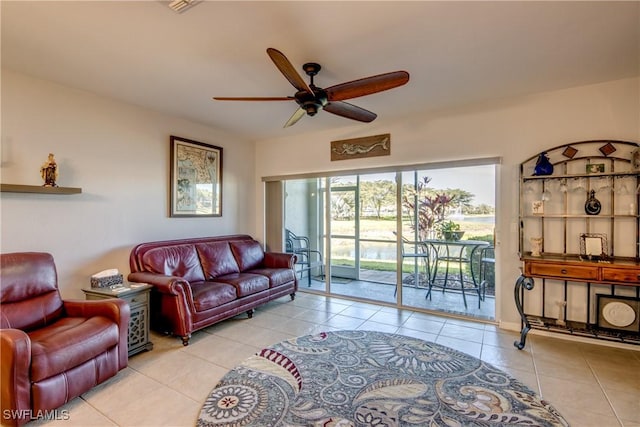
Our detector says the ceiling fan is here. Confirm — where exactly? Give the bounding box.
[213,48,410,128]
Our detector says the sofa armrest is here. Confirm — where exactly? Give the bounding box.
[264,252,296,269]
[127,272,195,340]
[1,329,32,426]
[128,272,190,296]
[64,299,130,369]
[64,298,129,325]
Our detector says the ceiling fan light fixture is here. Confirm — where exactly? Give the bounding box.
[167,0,200,13]
[303,102,320,116]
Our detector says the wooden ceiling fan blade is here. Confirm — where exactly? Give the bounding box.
[213,96,294,101]
[266,48,314,96]
[323,101,377,123]
[325,71,409,101]
[284,107,306,128]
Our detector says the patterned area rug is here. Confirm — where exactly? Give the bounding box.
[197,330,567,426]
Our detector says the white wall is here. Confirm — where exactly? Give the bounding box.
[1,70,257,298]
[254,77,640,326]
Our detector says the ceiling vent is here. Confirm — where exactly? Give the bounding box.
[168,0,200,13]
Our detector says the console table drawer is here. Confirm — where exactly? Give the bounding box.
[120,291,148,306]
[525,262,599,281]
[602,267,640,284]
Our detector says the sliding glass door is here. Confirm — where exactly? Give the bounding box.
[324,173,399,303]
[329,176,358,281]
[276,160,497,320]
[355,173,398,302]
[283,178,324,289]
[399,166,496,319]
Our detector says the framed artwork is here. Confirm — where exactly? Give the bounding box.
[531,201,544,215]
[597,294,640,333]
[170,135,222,217]
[579,233,607,261]
[586,163,605,174]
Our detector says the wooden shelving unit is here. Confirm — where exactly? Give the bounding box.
[515,140,640,349]
[1,184,82,194]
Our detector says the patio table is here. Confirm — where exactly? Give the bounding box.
[423,239,490,309]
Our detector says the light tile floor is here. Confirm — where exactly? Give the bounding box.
[29,293,640,427]
[305,276,496,320]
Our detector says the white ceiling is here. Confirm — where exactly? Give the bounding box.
[2,1,639,141]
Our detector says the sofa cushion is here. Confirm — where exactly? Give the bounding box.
[216,273,269,297]
[28,316,120,382]
[229,240,265,271]
[196,242,240,279]
[141,244,205,282]
[249,268,295,288]
[190,281,237,312]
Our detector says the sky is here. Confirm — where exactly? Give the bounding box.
[423,165,495,206]
[358,164,496,207]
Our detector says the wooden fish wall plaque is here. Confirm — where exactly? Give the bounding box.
[330,134,391,161]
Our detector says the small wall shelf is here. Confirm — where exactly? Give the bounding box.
[1,184,82,194]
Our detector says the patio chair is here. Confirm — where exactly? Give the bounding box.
[285,229,325,286]
[397,235,437,296]
[479,245,495,299]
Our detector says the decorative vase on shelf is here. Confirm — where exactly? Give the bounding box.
[584,190,602,215]
[530,237,543,257]
[533,152,554,176]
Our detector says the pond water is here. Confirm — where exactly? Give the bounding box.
[460,215,495,224]
[332,216,495,262]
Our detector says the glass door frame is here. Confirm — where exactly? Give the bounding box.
[266,157,500,315]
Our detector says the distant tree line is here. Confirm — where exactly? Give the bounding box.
[331,179,495,224]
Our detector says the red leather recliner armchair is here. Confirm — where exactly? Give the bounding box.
[1,252,130,426]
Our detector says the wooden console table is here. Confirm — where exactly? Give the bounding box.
[514,255,640,349]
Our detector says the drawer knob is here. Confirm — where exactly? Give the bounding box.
[561,269,568,274]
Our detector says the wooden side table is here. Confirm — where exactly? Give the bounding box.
[82,283,154,357]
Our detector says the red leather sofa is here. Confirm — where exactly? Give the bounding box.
[128,235,297,345]
[0,252,130,426]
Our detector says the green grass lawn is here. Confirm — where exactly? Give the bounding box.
[333,216,494,241]
[333,257,473,275]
